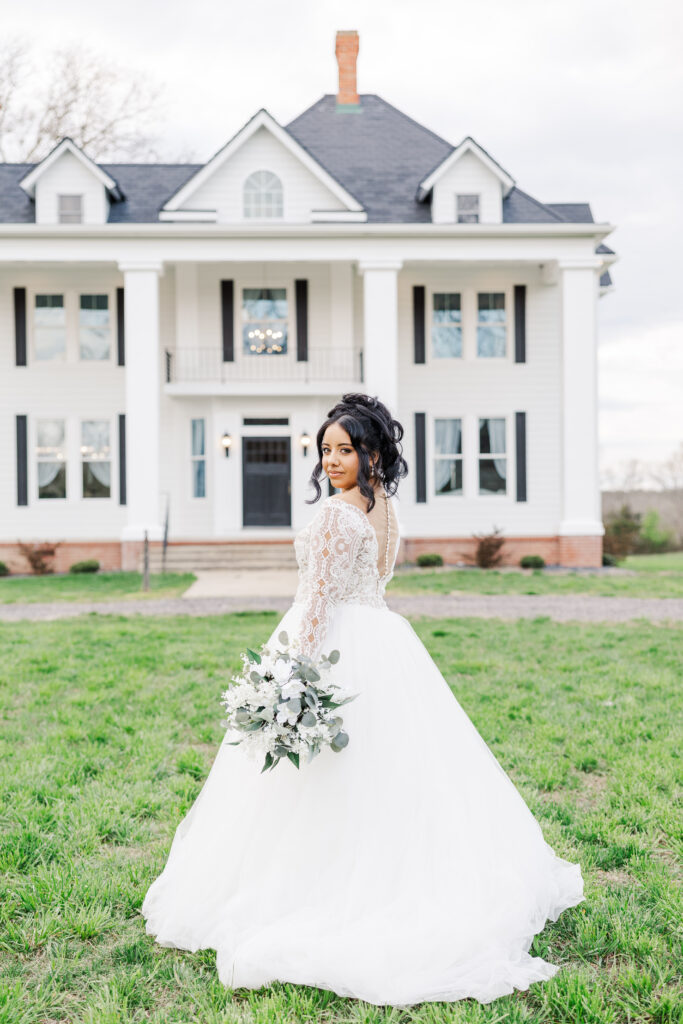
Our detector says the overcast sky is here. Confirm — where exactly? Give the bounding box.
[5,0,682,481]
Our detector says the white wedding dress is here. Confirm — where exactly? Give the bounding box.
[141,491,584,1006]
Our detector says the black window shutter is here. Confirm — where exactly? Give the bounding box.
[116,287,125,366]
[14,288,27,366]
[221,280,234,362]
[413,285,426,363]
[515,411,527,501]
[16,415,28,505]
[415,412,427,503]
[118,413,127,505]
[295,279,308,361]
[514,285,526,363]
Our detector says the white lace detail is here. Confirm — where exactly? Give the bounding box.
[292,494,399,660]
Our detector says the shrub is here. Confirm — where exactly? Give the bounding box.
[602,552,617,567]
[603,504,642,559]
[462,526,505,569]
[520,554,545,569]
[635,509,674,554]
[0,561,9,577]
[416,552,444,568]
[69,559,100,574]
[17,541,58,575]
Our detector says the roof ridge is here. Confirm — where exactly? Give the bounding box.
[288,93,454,151]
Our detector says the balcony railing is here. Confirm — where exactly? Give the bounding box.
[164,347,363,385]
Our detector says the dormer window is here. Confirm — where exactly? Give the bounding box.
[243,170,283,219]
[456,194,479,223]
[58,194,83,224]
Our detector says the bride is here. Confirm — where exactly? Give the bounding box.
[141,392,584,1007]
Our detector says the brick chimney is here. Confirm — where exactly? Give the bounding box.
[335,30,360,108]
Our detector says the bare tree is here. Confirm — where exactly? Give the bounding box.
[0,36,166,163]
[649,441,683,491]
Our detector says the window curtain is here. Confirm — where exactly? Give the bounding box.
[487,419,507,476]
[37,463,61,487]
[82,421,111,485]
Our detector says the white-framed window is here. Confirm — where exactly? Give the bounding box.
[431,293,462,358]
[58,194,83,224]
[242,288,288,355]
[79,294,111,360]
[81,420,111,498]
[191,418,206,498]
[243,170,283,219]
[34,294,66,361]
[36,418,67,499]
[434,418,463,495]
[477,292,506,357]
[456,194,480,223]
[478,417,507,494]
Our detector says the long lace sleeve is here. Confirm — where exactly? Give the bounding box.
[292,501,361,661]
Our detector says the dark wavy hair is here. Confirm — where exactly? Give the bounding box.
[305,393,409,512]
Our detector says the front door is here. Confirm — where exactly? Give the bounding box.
[242,436,291,526]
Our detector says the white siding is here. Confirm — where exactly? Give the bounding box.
[185,128,347,222]
[431,151,503,224]
[396,266,562,537]
[0,267,124,540]
[34,151,109,224]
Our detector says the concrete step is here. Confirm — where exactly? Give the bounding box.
[141,541,298,573]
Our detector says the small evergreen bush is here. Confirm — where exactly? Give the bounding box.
[69,559,100,574]
[0,561,9,576]
[602,552,617,567]
[520,554,545,569]
[416,552,444,568]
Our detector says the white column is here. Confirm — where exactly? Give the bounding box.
[358,260,402,414]
[559,259,604,536]
[119,262,164,541]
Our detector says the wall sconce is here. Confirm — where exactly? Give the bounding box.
[221,431,232,458]
[300,430,312,457]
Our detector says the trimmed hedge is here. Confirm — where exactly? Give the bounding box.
[520,554,545,570]
[416,552,444,568]
[69,559,100,574]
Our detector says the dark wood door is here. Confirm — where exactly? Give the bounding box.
[242,436,291,526]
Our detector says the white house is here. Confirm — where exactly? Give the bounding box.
[0,30,617,573]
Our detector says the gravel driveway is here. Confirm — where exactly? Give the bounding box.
[1,593,681,623]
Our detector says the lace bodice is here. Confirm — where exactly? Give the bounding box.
[291,493,400,660]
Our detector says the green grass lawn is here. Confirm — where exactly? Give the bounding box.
[389,551,683,599]
[1,552,682,606]
[0,612,680,1023]
[0,571,195,604]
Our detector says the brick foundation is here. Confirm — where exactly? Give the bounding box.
[0,533,605,575]
[400,534,603,569]
[0,541,122,575]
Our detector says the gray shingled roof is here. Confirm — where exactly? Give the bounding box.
[0,94,599,227]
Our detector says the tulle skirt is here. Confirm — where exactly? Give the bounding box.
[140,600,584,1006]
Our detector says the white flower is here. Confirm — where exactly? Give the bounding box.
[271,658,292,684]
[280,678,305,700]
[275,702,299,726]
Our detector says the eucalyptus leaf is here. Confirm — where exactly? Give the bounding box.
[328,649,340,664]
[300,711,317,727]
[261,751,274,773]
[331,730,349,751]
[278,631,289,645]
[249,671,262,683]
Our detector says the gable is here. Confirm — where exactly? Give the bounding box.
[430,149,504,224]
[161,109,365,223]
[33,150,111,224]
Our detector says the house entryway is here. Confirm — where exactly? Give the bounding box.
[242,436,291,526]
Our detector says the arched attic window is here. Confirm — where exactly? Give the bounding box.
[243,170,283,219]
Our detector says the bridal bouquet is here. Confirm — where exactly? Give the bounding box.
[219,630,358,773]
